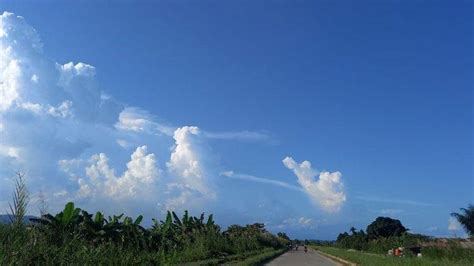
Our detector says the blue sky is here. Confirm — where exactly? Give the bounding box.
[0,1,472,239]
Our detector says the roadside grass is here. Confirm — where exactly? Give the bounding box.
[312,246,474,266]
[225,248,286,265]
[180,248,286,265]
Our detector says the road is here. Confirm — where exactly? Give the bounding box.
[266,248,342,266]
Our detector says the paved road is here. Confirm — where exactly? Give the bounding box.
[266,248,342,266]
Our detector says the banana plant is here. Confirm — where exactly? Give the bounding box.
[30,202,83,245]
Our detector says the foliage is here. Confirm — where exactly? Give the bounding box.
[451,204,474,237]
[366,217,407,239]
[336,227,368,250]
[1,202,289,264]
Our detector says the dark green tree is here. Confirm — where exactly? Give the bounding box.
[366,217,407,239]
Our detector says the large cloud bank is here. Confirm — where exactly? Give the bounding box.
[0,11,346,217]
[0,12,220,213]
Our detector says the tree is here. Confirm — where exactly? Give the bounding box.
[451,204,474,237]
[366,217,407,239]
[336,232,349,242]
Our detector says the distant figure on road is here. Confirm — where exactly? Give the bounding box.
[304,245,308,253]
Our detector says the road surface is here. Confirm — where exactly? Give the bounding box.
[266,248,342,266]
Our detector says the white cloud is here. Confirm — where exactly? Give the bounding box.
[0,11,276,217]
[283,156,346,212]
[57,62,95,87]
[355,195,437,207]
[380,209,404,215]
[78,146,159,199]
[221,171,302,192]
[165,126,217,210]
[278,216,316,229]
[115,107,175,136]
[204,130,271,142]
[0,144,20,159]
[115,107,270,144]
[58,158,82,179]
[19,100,73,118]
[427,226,438,232]
[116,139,130,149]
[0,56,21,111]
[31,74,39,83]
[448,217,461,231]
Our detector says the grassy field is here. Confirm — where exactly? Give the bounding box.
[313,246,474,266]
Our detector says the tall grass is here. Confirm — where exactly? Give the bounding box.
[7,172,29,228]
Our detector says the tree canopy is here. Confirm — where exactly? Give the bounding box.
[366,217,407,239]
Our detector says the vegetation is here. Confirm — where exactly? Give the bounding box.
[330,212,474,265]
[7,172,29,228]
[366,217,407,239]
[314,246,474,266]
[451,204,474,238]
[0,172,290,264]
[0,201,290,264]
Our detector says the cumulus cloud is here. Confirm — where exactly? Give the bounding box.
[0,11,272,217]
[0,12,187,213]
[77,146,159,199]
[283,157,346,212]
[165,126,217,210]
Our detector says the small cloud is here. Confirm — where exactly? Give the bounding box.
[31,74,39,83]
[204,130,272,143]
[355,195,438,207]
[53,190,68,197]
[298,217,313,226]
[278,216,316,229]
[116,139,131,149]
[427,226,438,232]
[380,209,404,215]
[115,107,175,136]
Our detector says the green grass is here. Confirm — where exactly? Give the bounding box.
[225,248,286,265]
[179,248,286,265]
[313,246,474,266]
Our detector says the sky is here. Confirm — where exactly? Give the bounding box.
[0,1,472,239]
